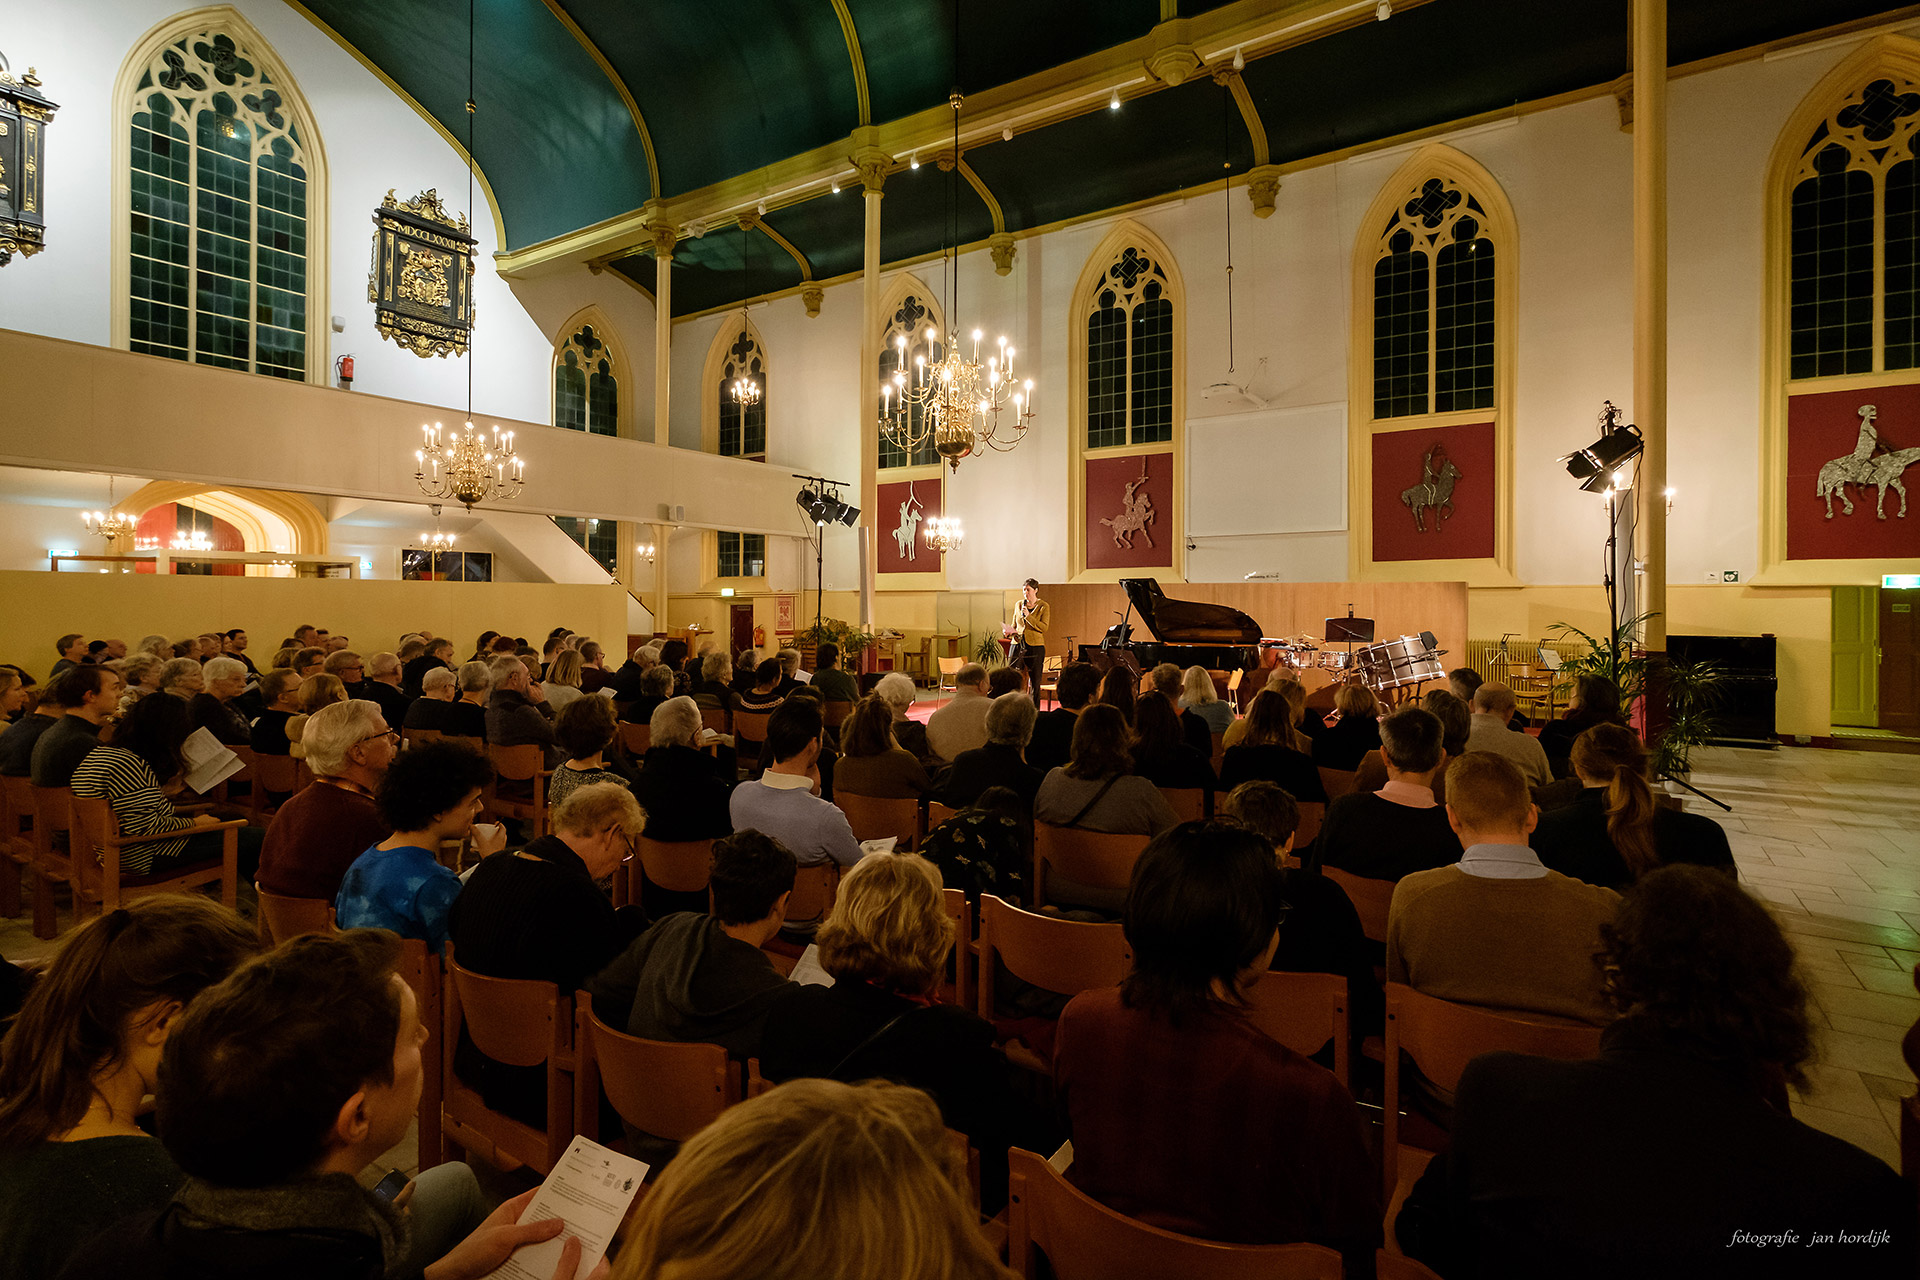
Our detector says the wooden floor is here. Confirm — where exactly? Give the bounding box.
[1,742,1913,1170]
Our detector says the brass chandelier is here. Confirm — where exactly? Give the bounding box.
[877,82,1033,472]
[80,474,138,542]
[730,218,760,407]
[922,513,964,553]
[416,420,523,510]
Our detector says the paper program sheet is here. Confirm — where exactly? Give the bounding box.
[180,727,243,794]
[486,1136,647,1280]
[789,943,835,988]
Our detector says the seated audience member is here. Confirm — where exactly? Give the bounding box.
[1220,782,1377,1020]
[0,682,63,776]
[1317,706,1461,880]
[257,701,399,902]
[0,897,259,1280]
[486,655,558,765]
[0,668,27,723]
[1218,690,1327,802]
[292,646,327,679]
[1094,664,1137,725]
[654,639,691,698]
[1354,688,1469,802]
[1531,723,1735,890]
[925,662,993,762]
[1224,676,1312,751]
[1388,753,1621,1026]
[633,696,734,845]
[588,830,797,1065]
[189,656,251,745]
[334,740,498,952]
[1537,672,1629,778]
[542,648,585,712]
[1053,822,1379,1265]
[1147,663,1213,755]
[447,783,646,1125]
[759,853,1038,1209]
[285,672,347,756]
[155,657,204,701]
[548,695,630,810]
[1027,660,1097,774]
[115,653,164,715]
[939,692,1044,810]
[692,651,736,725]
[1035,703,1180,838]
[873,671,931,763]
[403,665,461,731]
[401,635,456,698]
[920,785,1030,904]
[442,660,493,739]
[31,667,121,788]
[728,648,761,697]
[987,666,1027,700]
[135,634,171,658]
[774,646,806,693]
[353,650,411,726]
[835,695,934,799]
[616,1079,1008,1280]
[267,645,301,673]
[71,694,266,877]
[322,649,366,698]
[248,669,301,756]
[728,700,862,920]
[1178,663,1235,736]
[810,642,860,705]
[50,633,87,680]
[1466,682,1552,787]
[608,643,657,705]
[1312,684,1384,772]
[1130,691,1217,793]
[621,664,677,726]
[1397,865,1918,1278]
[61,930,563,1280]
[574,640,610,695]
[1452,665,1528,733]
[220,628,257,675]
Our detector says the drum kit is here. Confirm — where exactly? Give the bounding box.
[1260,612,1447,703]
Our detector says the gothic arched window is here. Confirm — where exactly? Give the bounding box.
[554,324,618,436]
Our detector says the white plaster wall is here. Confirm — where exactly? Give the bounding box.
[0,0,550,424]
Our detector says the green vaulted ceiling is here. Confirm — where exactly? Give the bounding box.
[294,0,1908,316]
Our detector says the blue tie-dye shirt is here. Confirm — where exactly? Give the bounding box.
[334,843,464,953]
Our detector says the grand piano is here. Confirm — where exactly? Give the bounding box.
[1075,578,1264,678]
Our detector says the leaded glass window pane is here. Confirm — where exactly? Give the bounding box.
[554,517,617,576]
[127,33,307,380]
[1887,149,1920,371]
[555,326,619,435]
[1086,307,1126,449]
[1436,225,1495,413]
[1789,146,1875,380]
[555,352,586,432]
[588,358,618,436]
[719,327,767,459]
[742,534,765,577]
[1129,297,1173,444]
[879,297,939,468]
[1373,236,1429,419]
[1084,247,1176,450]
[718,531,741,578]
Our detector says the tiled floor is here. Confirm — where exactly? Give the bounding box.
[2,743,1914,1172]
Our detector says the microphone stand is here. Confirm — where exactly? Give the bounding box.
[1656,768,1731,812]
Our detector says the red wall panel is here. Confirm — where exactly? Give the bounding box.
[1085,452,1174,571]
[1370,421,1496,563]
[1787,383,1920,560]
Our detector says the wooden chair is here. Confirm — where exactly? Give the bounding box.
[925,800,961,832]
[1007,1147,1342,1280]
[1157,787,1207,823]
[976,894,1130,1073]
[442,945,574,1176]
[1377,1252,1446,1280]
[1322,866,1395,945]
[255,886,334,943]
[822,699,854,730]
[836,791,922,851]
[1038,655,1064,708]
[633,836,715,912]
[1247,970,1350,1087]
[937,656,965,698]
[1293,801,1325,849]
[401,726,444,751]
[241,747,307,825]
[574,991,739,1147]
[732,711,773,765]
[485,743,551,840]
[398,937,445,1169]
[1381,982,1604,1208]
[617,722,652,756]
[784,861,840,925]
[1210,731,1226,776]
[25,783,74,938]
[1318,767,1358,801]
[67,794,241,912]
[1032,822,1150,910]
[0,772,33,918]
[700,708,729,738]
[942,887,973,1010]
[900,637,933,687]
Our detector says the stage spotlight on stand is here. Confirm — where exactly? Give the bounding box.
[1561,401,1644,492]
[794,481,859,528]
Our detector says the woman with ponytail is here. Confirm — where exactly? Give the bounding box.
[1530,723,1735,889]
[0,896,258,1279]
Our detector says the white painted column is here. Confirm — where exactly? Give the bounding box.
[1633,0,1668,657]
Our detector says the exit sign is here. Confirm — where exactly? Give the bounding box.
[1885,574,1920,589]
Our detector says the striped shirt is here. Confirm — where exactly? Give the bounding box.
[69,746,194,872]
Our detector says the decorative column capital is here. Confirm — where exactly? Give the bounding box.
[1246,164,1281,219]
[989,232,1017,276]
[642,203,678,259]
[802,285,824,318]
[852,145,891,194]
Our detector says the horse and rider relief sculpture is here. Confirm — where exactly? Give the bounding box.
[1818,404,1920,520]
[892,484,924,562]
[1100,461,1157,549]
[1402,444,1461,532]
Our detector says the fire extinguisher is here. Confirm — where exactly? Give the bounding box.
[335,354,355,390]
[753,625,766,646]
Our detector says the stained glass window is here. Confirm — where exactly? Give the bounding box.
[1371,179,1498,420]
[879,295,942,468]
[128,31,308,379]
[718,532,765,579]
[718,327,767,459]
[554,325,618,435]
[553,517,618,576]
[1085,247,1175,448]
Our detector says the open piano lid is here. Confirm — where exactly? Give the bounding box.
[1120,578,1264,646]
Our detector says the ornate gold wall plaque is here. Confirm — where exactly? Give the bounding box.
[368,188,475,357]
[0,58,57,266]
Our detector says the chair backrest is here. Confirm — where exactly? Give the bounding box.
[1006,1147,1342,1280]
[698,708,727,737]
[448,954,565,1068]
[256,886,335,943]
[617,722,652,755]
[1318,766,1358,801]
[249,749,306,795]
[397,938,445,1169]
[576,992,737,1143]
[732,711,773,746]
[1321,866,1394,943]
[1293,801,1325,849]
[636,836,715,894]
[402,727,444,750]
[785,861,840,922]
[64,794,117,894]
[939,656,965,676]
[836,791,921,851]
[925,800,961,832]
[488,742,545,784]
[976,894,1129,1022]
[0,774,32,855]
[1376,1251,1447,1280]
[1157,787,1206,823]
[942,887,973,1010]
[1032,822,1150,907]
[28,784,71,860]
[1247,970,1350,1087]
[822,699,854,729]
[1209,731,1226,773]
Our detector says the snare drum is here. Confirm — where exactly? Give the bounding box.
[1360,634,1445,692]
[1316,650,1351,672]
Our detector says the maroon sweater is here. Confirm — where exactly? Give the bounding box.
[1053,987,1381,1268]
[256,781,389,901]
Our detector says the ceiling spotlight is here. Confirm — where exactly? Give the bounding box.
[1109,89,1122,111]
[831,178,841,194]
[1232,47,1245,71]
[1375,0,1391,18]
[1002,126,1013,141]
[910,152,920,169]
[756,200,767,216]
[1562,402,1644,492]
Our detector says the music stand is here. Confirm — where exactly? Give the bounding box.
[1323,616,1374,644]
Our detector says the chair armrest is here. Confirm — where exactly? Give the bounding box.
[110,818,250,846]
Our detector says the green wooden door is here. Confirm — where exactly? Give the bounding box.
[1831,585,1879,728]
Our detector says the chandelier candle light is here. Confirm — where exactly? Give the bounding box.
[881,326,1034,471]
[80,475,138,542]
[922,513,964,554]
[416,420,524,511]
